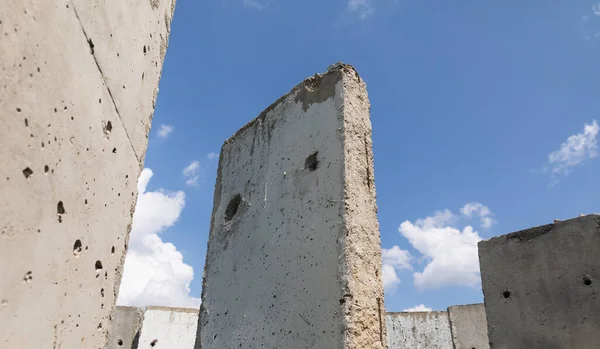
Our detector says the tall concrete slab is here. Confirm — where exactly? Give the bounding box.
[138,307,198,349]
[0,0,175,347]
[447,304,489,349]
[386,312,453,349]
[478,214,600,349]
[197,63,387,348]
[105,306,145,349]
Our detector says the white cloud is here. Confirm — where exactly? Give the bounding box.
[157,124,174,139]
[347,0,374,19]
[243,0,267,9]
[398,207,487,289]
[207,152,219,161]
[117,168,200,308]
[546,120,598,177]
[593,3,600,15]
[460,202,496,229]
[183,160,200,187]
[403,304,433,312]
[381,245,412,292]
[383,264,401,291]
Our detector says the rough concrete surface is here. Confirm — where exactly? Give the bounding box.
[138,306,198,349]
[478,214,600,349]
[386,312,453,349]
[105,306,144,349]
[448,304,489,349]
[197,63,386,349]
[0,0,175,347]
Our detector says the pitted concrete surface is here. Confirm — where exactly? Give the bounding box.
[448,304,489,349]
[0,0,174,347]
[105,306,144,349]
[386,312,453,349]
[197,63,386,349]
[478,214,600,349]
[138,307,198,349]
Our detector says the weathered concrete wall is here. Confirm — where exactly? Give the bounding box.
[478,214,600,349]
[0,0,175,347]
[197,63,386,349]
[138,307,198,349]
[386,312,453,349]
[448,304,489,349]
[105,306,144,349]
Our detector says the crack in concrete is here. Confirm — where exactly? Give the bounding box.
[70,3,141,165]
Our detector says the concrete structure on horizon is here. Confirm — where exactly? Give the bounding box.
[0,0,176,347]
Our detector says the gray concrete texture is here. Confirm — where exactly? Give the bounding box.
[386,311,453,349]
[138,306,199,349]
[197,63,387,349]
[478,214,600,349]
[105,306,144,349]
[448,303,489,349]
[0,0,175,347]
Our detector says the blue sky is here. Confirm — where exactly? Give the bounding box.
[117,0,600,312]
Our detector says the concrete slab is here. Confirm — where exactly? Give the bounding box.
[386,312,453,349]
[138,306,198,349]
[478,214,600,349]
[105,306,144,349]
[197,63,386,348]
[447,304,489,349]
[0,0,174,347]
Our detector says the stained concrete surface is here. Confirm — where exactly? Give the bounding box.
[137,307,198,349]
[197,63,386,349]
[386,312,453,349]
[478,214,600,349]
[448,304,489,349]
[0,0,175,347]
[105,306,144,349]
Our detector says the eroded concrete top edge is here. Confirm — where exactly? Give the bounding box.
[221,62,361,148]
[386,311,448,318]
[478,214,600,246]
[145,306,199,313]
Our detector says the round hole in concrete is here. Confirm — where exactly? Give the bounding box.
[225,194,242,222]
[502,290,511,299]
[117,339,123,346]
[73,240,82,256]
[583,275,592,286]
[95,260,103,271]
[305,151,319,171]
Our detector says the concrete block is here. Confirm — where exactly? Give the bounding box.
[0,0,174,347]
[197,63,386,348]
[478,214,600,349]
[447,304,489,349]
[105,306,144,349]
[138,307,198,349]
[386,312,453,349]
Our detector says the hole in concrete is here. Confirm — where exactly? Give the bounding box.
[97,322,102,330]
[44,165,49,174]
[87,38,95,54]
[73,240,82,256]
[224,194,242,222]
[112,147,117,153]
[23,271,32,283]
[502,290,511,299]
[104,121,112,135]
[95,260,103,271]
[305,152,319,171]
[100,288,104,297]
[143,45,147,54]
[117,339,123,346]
[57,201,65,214]
[22,167,33,178]
[111,246,115,254]
[16,107,22,112]
[150,339,158,347]
[583,275,592,286]
[24,118,28,127]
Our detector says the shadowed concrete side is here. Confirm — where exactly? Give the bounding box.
[448,304,489,349]
[105,306,144,349]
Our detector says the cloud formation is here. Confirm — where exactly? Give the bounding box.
[398,204,493,289]
[347,0,374,19]
[460,202,496,229]
[381,245,412,292]
[403,304,433,312]
[243,0,268,9]
[117,169,200,308]
[593,3,600,16]
[156,124,174,139]
[546,120,598,178]
[183,160,201,187]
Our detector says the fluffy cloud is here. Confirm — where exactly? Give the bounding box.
[207,152,219,161]
[347,0,373,19]
[460,202,496,229]
[398,205,492,289]
[156,124,174,139]
[117,168,200,308]
[381,246,412,292]
[403,304,433,312]
[546,120,598,177]
[593,3,600,16]
[183,160,200,187]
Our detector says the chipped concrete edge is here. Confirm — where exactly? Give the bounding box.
[145,306,199,313]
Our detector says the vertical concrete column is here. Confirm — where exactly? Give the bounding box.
[478,214,600,349]
[447,304,489,349]
[0,0,175,347]
[105,306,145,349]
[196,63,387,348]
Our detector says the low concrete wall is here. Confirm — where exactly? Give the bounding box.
[137,306,198,349]
[386,311,453,349]
[448,304,489,349]
[105,306,144,349]
[478,214,600,349]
